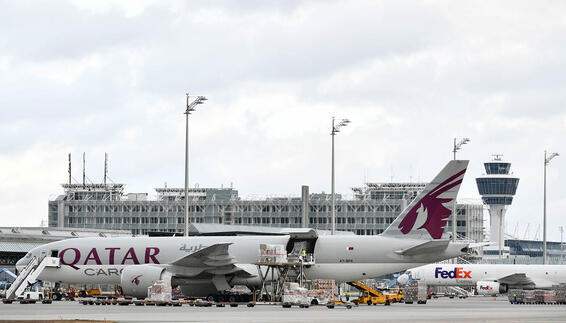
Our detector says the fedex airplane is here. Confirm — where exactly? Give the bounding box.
[397,263,566,295]
[16,160,471,298]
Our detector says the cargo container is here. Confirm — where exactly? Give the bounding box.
[404,280,428,304]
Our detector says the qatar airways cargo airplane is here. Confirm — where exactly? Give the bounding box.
[16,160,471,298]
[397,263,566,295]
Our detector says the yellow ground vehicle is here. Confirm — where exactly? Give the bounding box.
[348,281,402,305]
[352,289,388,305]
[77,288,102,297]
[385,288,404,303]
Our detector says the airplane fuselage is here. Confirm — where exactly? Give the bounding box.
[405,264,566,289]
[20,234,466,285]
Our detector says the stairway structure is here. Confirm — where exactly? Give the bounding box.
[5,256,60,299]
[448,286,472,297]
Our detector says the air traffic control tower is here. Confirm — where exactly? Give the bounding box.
[476,155,520,258]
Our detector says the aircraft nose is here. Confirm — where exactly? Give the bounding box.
[397,274,409,285]
[15,257,27,273]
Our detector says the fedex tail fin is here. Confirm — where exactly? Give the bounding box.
[382,160,469,240]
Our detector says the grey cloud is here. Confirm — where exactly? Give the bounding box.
[1,0,566,240]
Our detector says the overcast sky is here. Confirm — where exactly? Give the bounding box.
[1,0,565,241]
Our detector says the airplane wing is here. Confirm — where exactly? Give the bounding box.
[497,273,533,286]
[171,243,234,267]
[168,243,255,280]
[495,273,555,289]
[529,278,555,289]
[394,239,450,256]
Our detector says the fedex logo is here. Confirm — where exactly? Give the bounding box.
[479,285,493,291]
[434,267,472,279]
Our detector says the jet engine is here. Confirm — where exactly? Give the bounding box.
[120,265,172,298]
[476,281,505,295]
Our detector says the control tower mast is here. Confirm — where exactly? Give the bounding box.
[476,155,520,258]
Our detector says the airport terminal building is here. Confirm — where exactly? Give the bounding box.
[48,182,484,243]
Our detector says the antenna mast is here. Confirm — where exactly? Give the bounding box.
[68,153,72,185]
[492,154,504,161]
[104,153,108,185]
[82,152,86,188]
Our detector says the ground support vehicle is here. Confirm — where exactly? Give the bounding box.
[385,290,404,303]
[77,288,102,298]
[14,286,47,303]
[326,301,354,309]
[352,290,387,305]
[509,289,559,305]
[206,285,253,303]
[348,281,398,305]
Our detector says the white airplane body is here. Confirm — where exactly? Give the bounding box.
[398,263,566,294]
[28,235,465,284]
[17,160,471,298]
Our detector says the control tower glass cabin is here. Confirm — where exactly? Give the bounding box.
[476,156,519,257]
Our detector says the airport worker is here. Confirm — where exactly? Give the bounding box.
[302,249,306,261]
[513,292,517,304]
[345,291,350,302]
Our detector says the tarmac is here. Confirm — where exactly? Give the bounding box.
[2,296,566,322]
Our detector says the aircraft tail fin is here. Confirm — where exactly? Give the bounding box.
[381,160,469,240]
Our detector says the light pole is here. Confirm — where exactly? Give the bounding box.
[544,150,559,263]
[184,94,207,237]
[560,226,564,265]
[452,138,470,243]
[331,117,350,235]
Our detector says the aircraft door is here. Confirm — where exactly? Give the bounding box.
[287,238,317,264]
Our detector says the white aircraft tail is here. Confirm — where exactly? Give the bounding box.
[381,160,469,240]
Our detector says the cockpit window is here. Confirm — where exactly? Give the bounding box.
[25,252,32,259]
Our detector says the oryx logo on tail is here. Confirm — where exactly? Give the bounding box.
[132,274,143,286]
[398,168,466,239]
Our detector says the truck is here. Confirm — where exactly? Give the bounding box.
[352,288,388,305]
[21,290,44,302]
[404,280,428,304]
[15,286,49,304]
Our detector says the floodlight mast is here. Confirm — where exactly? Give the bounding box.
[184,94,207,237]
[543,150,559,264]
[331,117,350,235]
